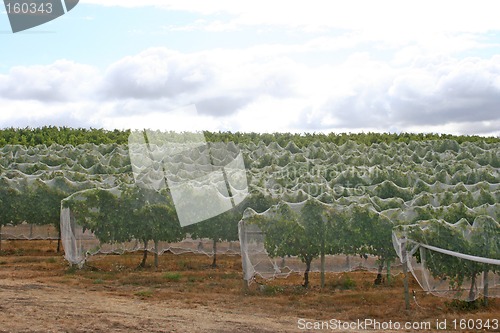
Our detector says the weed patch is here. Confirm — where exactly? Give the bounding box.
[328,273,357,290]
[163,272,182,282]
[135,290,154,298]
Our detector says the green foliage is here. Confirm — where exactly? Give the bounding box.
[407,217,500,300]
[1,127,498,148]
[445,298,485,311]
[0,127,130,147]
[333,204,397,268]
[1,127,498,296]
[410,220,470,291]
[260,284,285,296]
[187,209,240,245]
[64,186,185,260]
[135,290,154,298]
[468,216,500,275]
[18,180,67,230]
[251,199,330,287]
[328,273,357,290]
[0,184,21,227]
[163,272,182,281]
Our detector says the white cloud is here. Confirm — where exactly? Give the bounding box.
[100,47,299,117]
[1,47,499,136]
[102,48,214,100]
[298,54,500,135]
[0,60,99,102]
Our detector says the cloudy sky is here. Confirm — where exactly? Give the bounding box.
[1,1,500,136]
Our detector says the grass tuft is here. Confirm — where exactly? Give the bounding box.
[163,272,182,282]
[135,290,154,298]
[328,273,357,290]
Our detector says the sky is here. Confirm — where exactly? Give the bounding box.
[1,0,500,136]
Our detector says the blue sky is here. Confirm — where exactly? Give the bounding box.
[1,0,500,136]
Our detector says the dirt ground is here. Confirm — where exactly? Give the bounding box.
[0,278,299,333]
[0,240,499,333]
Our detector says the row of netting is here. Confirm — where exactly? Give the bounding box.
[0,223,59,240]
[239,199,404,288]
[393,216,500,301]
[1,140,498,193]
[239,197,499,300]
[60,184,244,267]
[236,140,499,300]
[2,140,498,187]
[1,138,499,302]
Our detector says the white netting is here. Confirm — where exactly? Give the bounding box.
[236,140,499,296]
[393,216,500,301]
[0,222,59,240]
[1,138,499,302]
[60,185,241,267]
[239,198,402,282]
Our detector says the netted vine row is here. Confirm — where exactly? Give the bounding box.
[0,139,499,302]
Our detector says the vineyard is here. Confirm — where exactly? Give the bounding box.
[1,130,499,310]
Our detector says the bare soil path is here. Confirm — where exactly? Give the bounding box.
[0,278,298,333]
[0,241,498,333]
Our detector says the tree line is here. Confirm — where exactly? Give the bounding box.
[62,187,274,269]
[1,126,499,147]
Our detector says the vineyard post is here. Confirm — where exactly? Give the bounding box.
[386,260,391,284]
[320,250,325,289]
[320,217,325,289]
[484,269,489,306]
[57,228,61,253]
[401,236,410,310]
[242,278,249,293]
[239,220,250,293]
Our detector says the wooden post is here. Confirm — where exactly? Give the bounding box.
[386,260,391,285]
[154,239,159,270]
[320,251,325,289]
[242,278,249,293]
[484,270,489,306]
[401,237,411,310]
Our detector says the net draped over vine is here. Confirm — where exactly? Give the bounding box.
[393,217,500,301]
[1,138,499,301]
[0,144,133,241]
[61,185,240,267]
[239,199,400,281]
[238,140,499,301]
[60,135,248,266]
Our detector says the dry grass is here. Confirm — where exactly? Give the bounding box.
[1,239,499,330]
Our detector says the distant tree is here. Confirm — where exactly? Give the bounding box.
[406,219,499,301]
[467,216,500,304]
[252,201,326,288]
[18,180,67,251]
[187,209,240,268]
[0,184,21,252]
[64,186,185,269]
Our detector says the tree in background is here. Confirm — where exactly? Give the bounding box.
[18,180,67,252]
[187,208,240,268]
[64,185,185,269]
[253,201,324,288]
[0,183,21,252]
[407,219,481,300]
[467,216,500,305]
